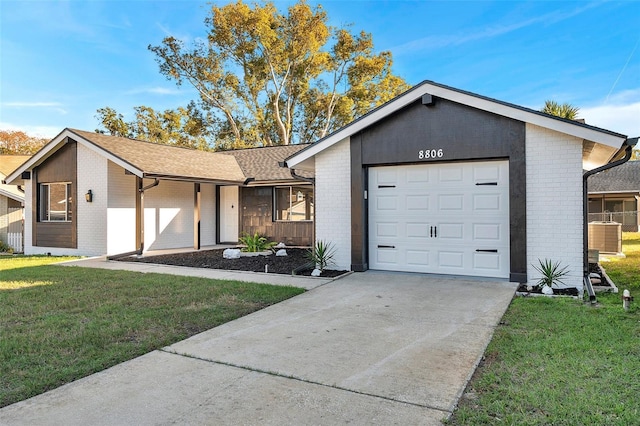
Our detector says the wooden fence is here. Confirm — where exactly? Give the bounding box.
[6,207,23,252]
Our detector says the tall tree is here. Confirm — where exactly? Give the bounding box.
[149,0,409,146]
[0,130,48,155]
[95,103,215,151]
[541,100,580,120]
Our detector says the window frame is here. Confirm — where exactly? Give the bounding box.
[39,182,73,222]
[273,185,314,222]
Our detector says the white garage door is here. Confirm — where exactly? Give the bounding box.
[368,161,510,278]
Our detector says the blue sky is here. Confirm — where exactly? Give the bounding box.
[1,0,638,139]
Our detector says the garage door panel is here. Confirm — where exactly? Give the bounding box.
[438,194,464,211]
[438,251,465,268]
[438,223,464,240]
[375,195,398,211]
[472,223,502,240]
[438,166,464,183]
[472,251,503,272]
[369,161,510,278]
[406,195,430,211]
[472,193,503,211]
[406,222,430,238]
[406,250,430,266]
[472,163,502,182]
[375,222,398,238]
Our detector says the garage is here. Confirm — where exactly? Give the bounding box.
[368,161,510,278]
[285,80,631,290]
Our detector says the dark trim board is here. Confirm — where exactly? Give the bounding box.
[349,97,528,282]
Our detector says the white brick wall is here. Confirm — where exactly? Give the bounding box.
[526,124,584,290]
[107,161,136,255]
[315,137,352,270]
[77,145,108,255]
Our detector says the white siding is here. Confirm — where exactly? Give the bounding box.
[107,161,136,255]
[526,124,584,291]
[315,138,351,270]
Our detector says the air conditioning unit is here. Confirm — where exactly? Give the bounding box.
[588,222,622,254]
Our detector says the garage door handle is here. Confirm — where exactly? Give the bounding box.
[430,226,437,238]
[378,185,396,188]
[476,182,498,186]
[476,249,498,253]
[377,245,396,249]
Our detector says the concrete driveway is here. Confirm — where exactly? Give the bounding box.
[0,271,517,425]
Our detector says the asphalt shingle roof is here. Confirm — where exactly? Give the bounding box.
[589,160,640,193]
[220,144,313,182]
[69,129,246,183]
[0,155,31,177]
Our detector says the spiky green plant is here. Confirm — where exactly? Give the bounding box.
[533,258,569,289]
[306,240,336,271]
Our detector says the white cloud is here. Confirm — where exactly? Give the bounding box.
[0,122,61,139]
[125,87,181,96]
[581,101,640,137]
[4,101,62,108]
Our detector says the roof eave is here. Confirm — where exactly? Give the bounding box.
[286,80,628,169]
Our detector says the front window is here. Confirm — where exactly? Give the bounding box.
[274,186,313,221]
[40,183,72,222]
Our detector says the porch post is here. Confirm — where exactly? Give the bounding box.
[194,183,201,250]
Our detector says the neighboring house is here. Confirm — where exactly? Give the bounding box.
[4,129,312,257]
[0,155,30,251]
[285,80,634,292]
[588,161,639,232]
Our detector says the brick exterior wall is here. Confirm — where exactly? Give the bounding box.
[315,137,352,270]
[526,123,584,291]
[25,144,109,256]
[107,161,136,254]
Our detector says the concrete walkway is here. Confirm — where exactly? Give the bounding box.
[1,264,517,425]
[58,256,335,290]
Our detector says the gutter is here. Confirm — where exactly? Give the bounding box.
[582,137,638,303]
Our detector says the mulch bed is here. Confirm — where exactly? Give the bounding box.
[116,248,348,278]
[516,284,580,296]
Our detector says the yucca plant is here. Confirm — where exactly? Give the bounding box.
[238,232,276,252]
[533,258,569,289]
[306,240,336,271]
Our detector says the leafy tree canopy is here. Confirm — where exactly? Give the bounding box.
[0,130,48,155]
[95,102,218,150]
[133,0,408,148]
[541,100,580,120]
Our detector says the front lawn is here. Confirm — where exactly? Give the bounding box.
[0,256,304,408]
[449,232,640,425]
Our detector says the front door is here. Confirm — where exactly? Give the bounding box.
[219,186,239,243]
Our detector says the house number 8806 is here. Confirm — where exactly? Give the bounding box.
[418,149,443,159]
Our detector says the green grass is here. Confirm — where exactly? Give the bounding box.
[449,233,640,425]
[0,256,305,408]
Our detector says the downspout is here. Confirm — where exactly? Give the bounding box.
[107,177,159,260]
[583,137,638,303]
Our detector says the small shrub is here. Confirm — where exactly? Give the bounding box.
[533,258,569,289]
[0,241,13,253]
[238,232,276,252]
[306,240,336,271]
